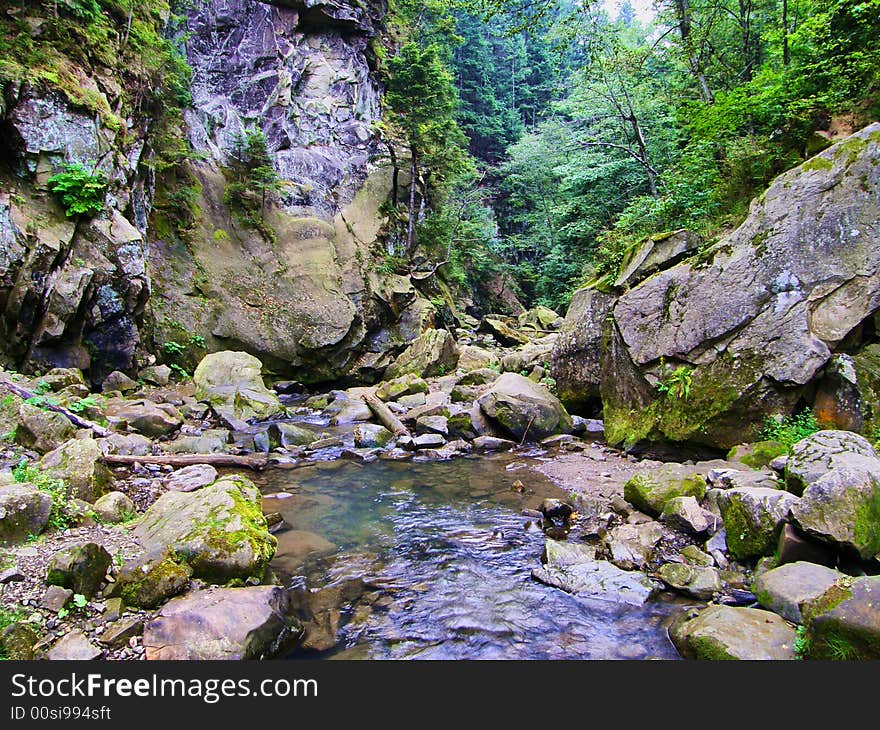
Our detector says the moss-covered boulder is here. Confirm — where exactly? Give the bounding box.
[375,374,429,401]
[39,439,113,503]
[659,563,723,600]
[0,484,52,545]
[670,605,797,660]
[268,422,318,448]
[477,372,573,442]
[353,423,393,448]
[46,542,112,598]
[623,465,707,517]
[193,351,283,424]
[790,467,880,560]
[133,474,276,582]
[107,550,193,609]
[802,576,880,659]
[752,561,844,624]
[384,329,460,379]
[143,586,301,660]
[784,430,880,496]
[727,441,788,470]
[718,486,800,560]
[92,491,134,523]
[0,623,40,660]
[14,402,78,454]
[518,306,562,331]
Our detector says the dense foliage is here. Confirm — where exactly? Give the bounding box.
[46,163,108,218]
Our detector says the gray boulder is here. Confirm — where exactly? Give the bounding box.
[659,563,723,600]
[477,372,573,442]
[753,561,844,624]
[670,605,797,660]
[104,399,182,438]
[785,430,880,496]
[623,464,707,517]
[14,402,77,454]
[92,491,135,523]
[40,439,113,503]
[143,586,301,660]
[385,329,460,379]
[193,351,283,423]
[802,575,880,659]
[661,495,719,535]
[0,484,52,545]
[163,464,218,493]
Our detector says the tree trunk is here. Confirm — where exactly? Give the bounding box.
[362,394,411,437]
[406,146,418,256]
[782,0,790,66]
[102,453,272,470]
[674,0,714,103]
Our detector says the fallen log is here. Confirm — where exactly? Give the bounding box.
[102,453,272,471]
[1,380,111,437]
[362,393,411,437]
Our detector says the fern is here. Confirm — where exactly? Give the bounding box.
[47,163,107,218]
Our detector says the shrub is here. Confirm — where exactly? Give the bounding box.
[47,163,107,218]
[760,411,820,451]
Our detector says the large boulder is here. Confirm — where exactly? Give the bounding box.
[554,124,880,450]
[104,399,182,438]
[659,563,723,600]
[531,539,661,606]
[0,483,52,545]
[107,550,193,609]
[753,561,845,624]
[193,351,283,424]
[133,474,276,582]
[623,465,707,517]
[717,487,801,560]
[384,329,460,379]
[39,439,113,503]
[670,605,797,660]
[802,575,880,659]
[790,467,880,560]
[477,372,573,442]
[614,229,703,288]
[478,318,530,346]
[784,430,880,496]
[14,403,77,453]
[519,306,562,331]
[142,586,301,660]
[457,345,499,372]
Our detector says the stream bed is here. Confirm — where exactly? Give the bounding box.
[256,454,684,660]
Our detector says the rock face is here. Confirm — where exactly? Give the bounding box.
[553,124,880,450]
[670,605,797,660]
[477,372,573,442]
[193,351,283,423]
[143,586,301,660]
[133,474,276,581]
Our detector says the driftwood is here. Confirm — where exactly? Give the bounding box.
[1,380,111,437]
[362,393,411,437]
[102,453,272,471]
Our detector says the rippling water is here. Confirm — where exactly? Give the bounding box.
[256,455,682,660]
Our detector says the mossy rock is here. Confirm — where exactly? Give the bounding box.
[133,475,276,583]
[39,439,113,503]
[802,576,880,660]
[107,550,193,609]
[46,542,112,598]
[728,440,788,469]
[623,465,707,517]
[718,487,801,560]
[670,605,797,660]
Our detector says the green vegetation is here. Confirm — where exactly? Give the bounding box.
[12,459,78,532]
[760,411,821,450]
[656,363,693,400]
[222,128,285,241]
[47,163,108,218]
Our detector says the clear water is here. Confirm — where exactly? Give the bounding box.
[256,455,683,660]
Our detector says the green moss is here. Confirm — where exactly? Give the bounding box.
[623,471,706,517]
[800,157,834,173]
[116,554,191,609]
[688,634,737,661]
[750,228,773,257]
[730,440,788,469]
[720,496,780,560]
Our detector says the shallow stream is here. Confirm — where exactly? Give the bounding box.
[256,455,683,660]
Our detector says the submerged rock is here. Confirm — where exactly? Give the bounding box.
[532,539,661,606]
[143,586,301,660]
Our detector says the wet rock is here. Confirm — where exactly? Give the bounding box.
[308,436,344,450]
[753,561,844,624]
[40,585,73,612]
[385,329,460,379]
[661,496,719,536]
[163,464,218,493]
[718,487,801,560]
[477,372,572,442]
[39,438,113,503]
[670,605,797,660]
[659,563,723,600]
[105,399,183,438]
[139,364,171,386]
[472,436,516,453]
[802,575,880,659]
[353,423,393,448]
[134,474,275,582]
[92,491,135,523]
[193,351,283,423]
[102,370,139,393]
[290,578,364,652]
[0,623,39,660]
[269,422,319,448]
[0,483,52,545]
[785,430,880,496]
[790,467,880,559]
[603,522,663,571]
[143,586,301,660]
[14,402,77,454]
[623,465,707,517]
[327,397,372,425]
[532,539,661,606]
[776,524,835,567]
[274,530,336,564]
[46,542,112,597]
[45,631,103,661]
[107,550,192,609]
[98,617,144,648]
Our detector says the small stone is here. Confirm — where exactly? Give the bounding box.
[98,617,144,648]
[40,585,74,612]
[103,597,124,622]
[0,567,25,583]
[45,631,103,661]
[680,545,715,567]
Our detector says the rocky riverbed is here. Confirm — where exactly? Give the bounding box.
[1,311,880,661]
